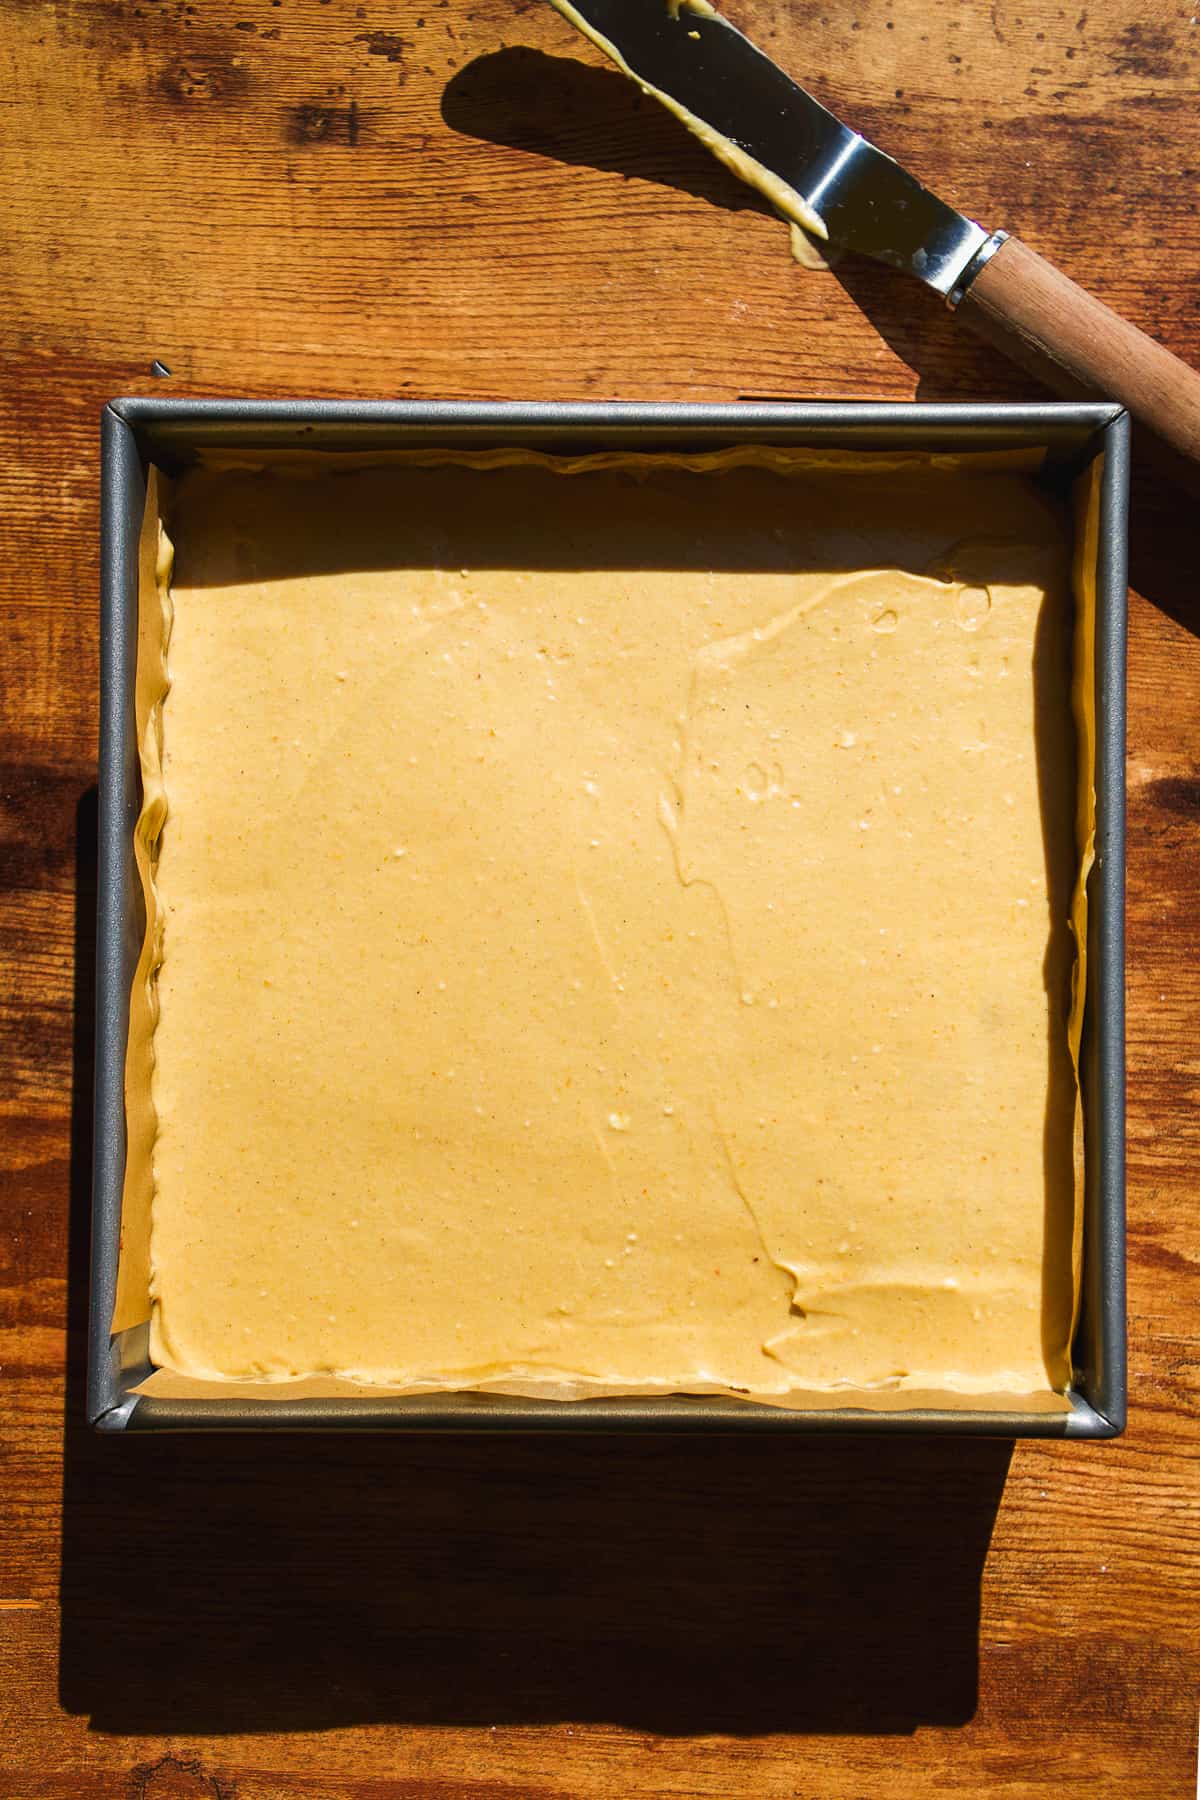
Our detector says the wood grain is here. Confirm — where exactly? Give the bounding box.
[1,0,1198,1795]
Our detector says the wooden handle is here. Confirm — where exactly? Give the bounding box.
[959,234,1200,487]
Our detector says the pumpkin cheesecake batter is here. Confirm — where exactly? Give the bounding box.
[143,454,1079,1399]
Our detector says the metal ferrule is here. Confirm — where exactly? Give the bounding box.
[946,230,1011,309]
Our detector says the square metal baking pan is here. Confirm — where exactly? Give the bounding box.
[91,398,1128,1435]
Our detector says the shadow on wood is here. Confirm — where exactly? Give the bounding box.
[821,256,1035,405]
[442,46,773,216]
[1126,461,1200,638]
[60,799,1011,1738]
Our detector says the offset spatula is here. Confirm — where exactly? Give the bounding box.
[544,0,1200,483]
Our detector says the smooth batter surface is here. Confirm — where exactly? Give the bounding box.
[145,455,1078,1398]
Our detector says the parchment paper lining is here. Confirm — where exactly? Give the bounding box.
[118,445,1093,1414]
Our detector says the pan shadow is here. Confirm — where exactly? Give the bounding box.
[1125,459,1199,638]
[60,801,1011,1740]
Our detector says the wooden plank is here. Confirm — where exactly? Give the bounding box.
[1,0,1196,1794]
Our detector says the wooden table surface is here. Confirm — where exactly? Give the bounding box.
[2,1,1198,1794]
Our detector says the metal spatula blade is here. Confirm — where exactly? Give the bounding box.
[546,0,990,297]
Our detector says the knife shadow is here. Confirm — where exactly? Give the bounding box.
[803,255,1031,404]
[441,47,775,217]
